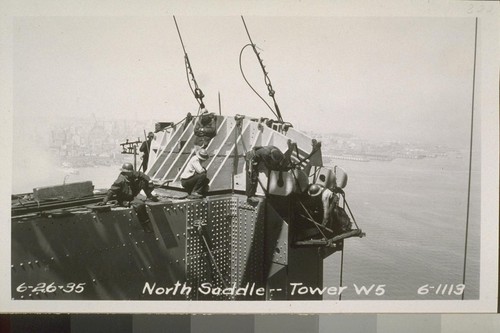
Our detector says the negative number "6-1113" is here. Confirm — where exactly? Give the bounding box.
[417,284,465,296]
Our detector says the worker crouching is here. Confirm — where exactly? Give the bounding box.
[98,162,158,233]
[194,111,216,149]
[181,149,210,199]
[306,183,352,234]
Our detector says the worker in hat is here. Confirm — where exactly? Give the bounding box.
[194,111,216,149]
[306,183,351,233]
[139,131,155,172]
[245,145,291,201]
[98,162,158,232]
[181,148,210,199]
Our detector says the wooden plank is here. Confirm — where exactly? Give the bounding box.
[33,181,94,201]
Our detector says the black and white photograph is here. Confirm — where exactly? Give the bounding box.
[2,1,498,314]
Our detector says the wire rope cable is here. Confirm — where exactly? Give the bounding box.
[240,16,284,122]
[239,44,279,119]
[339,245,345,301]
[461,17,478,301]
[173,16,205,109]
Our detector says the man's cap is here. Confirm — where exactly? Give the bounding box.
[307,184,324,197]
[197,149,209,161]
[120,162,134,172]
[147,132,154,138]
[200,113,212,125]
[270,148,284,162]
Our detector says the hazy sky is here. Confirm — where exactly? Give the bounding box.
[13,16,476,148]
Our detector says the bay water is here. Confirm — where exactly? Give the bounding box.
[323,156,480,300]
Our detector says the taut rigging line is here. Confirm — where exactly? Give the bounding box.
[461,16,478,301]
[173,16,206,112]
[240,16,284,123]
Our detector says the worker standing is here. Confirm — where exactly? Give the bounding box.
[139,132,155,172]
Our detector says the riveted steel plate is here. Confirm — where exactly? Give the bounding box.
[265,263,288,300]
[12,193,330,301]
[287,246,323,301]
[186,197,233,300]
[231,197,265,299]
[12,203,189,300]
[264,204,289,266]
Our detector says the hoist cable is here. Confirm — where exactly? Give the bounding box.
[183,58,196,98]
[240,16,283,122]
[339,245,345,301]
[462,17,478,301]
[173,16,205,108]
[239,44,279,119]
[342,194,360,230]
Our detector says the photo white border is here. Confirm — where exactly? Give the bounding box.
[1,0,498,314]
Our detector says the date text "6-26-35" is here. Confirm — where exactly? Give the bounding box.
[16,282,86,294]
